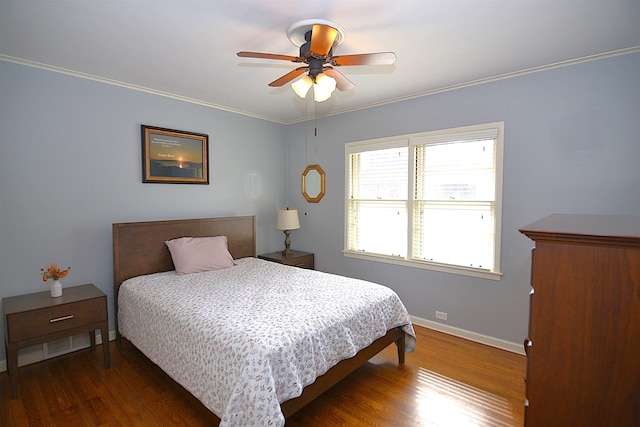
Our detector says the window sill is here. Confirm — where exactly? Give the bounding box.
[342,251,502,280]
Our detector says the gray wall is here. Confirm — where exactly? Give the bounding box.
[284,52,640,344]
[0,61,289,359]
[1,52,639,363]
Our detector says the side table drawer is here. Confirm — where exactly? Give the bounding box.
[282,254,314,269]
[7,298,106,342]
[258,251,315,270]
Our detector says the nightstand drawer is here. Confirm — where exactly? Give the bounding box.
[258,250,315,270]
[280,254,314,269]
[7,298,106,342]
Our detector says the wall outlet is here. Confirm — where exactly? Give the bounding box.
[435,311,448,321]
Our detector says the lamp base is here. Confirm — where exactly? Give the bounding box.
[282,230,292,257]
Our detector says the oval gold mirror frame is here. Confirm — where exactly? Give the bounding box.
[302,164,326,203]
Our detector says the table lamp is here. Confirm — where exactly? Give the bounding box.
[276,208,300,256]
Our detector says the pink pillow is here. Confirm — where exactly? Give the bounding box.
[165,236,235,274]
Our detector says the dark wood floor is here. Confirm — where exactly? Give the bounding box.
[1,325,526,426]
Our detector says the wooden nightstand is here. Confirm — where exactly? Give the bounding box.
[3,283,110,399]
[259,250,314,269]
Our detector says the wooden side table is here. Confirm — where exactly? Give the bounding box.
[3,283,110,399]
[258,250,315,269]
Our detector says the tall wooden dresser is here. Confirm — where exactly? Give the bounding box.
[519,214,640,426]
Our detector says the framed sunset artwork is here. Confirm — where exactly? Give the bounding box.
[141,125,209,184]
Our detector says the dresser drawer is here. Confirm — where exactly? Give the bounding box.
[7,297,106,342]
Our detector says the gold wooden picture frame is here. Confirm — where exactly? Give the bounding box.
[141,125,209,184]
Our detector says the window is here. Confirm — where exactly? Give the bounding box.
[345,122,503,279]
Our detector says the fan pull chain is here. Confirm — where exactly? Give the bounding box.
[304,91,309,216]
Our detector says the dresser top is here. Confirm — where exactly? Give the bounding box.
[520,214,640,246]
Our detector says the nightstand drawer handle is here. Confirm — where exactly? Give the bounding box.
[50,315,74,323]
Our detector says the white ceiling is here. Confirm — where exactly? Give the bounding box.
[2,0,639,124]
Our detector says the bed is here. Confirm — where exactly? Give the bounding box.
[113,215,416,426]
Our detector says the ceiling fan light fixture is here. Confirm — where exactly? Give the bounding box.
[292,75,313,98]
[239,19,394,101]
[313,73,336,102]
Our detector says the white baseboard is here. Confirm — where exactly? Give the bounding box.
[410,315,526,355]
[0,330,116,373]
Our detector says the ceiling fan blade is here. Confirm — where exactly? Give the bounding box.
[331,52,397,66]
[268,67,308,87]
[310,24,339,57]
[323,67,355,91]
[237,51,302,62]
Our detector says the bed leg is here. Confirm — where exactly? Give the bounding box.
[396,331,405,364]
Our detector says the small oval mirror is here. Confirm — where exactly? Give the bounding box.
[302,164,326,203]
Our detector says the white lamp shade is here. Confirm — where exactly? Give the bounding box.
[292,75,313,98]
[313,73,337,102]
[277,209,300,230]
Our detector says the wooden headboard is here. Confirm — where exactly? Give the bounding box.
[112,216,256,330]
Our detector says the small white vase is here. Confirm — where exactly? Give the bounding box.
[50,280,63,297]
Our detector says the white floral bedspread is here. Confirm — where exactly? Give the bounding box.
[118,257,416,427]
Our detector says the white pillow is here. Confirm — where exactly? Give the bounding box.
[165,236,235,274]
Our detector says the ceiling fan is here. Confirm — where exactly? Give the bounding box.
[237,19,396,102]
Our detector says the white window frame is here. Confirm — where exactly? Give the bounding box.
[344,122,504,280]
